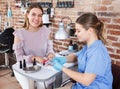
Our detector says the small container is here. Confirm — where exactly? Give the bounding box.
[23,65,41,73]
[68,40,73,51]
[73,42,78,51]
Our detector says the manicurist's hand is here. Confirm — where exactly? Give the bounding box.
[53,60,64,71]
[52,57,67,65]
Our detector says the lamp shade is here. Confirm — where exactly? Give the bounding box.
[55,22,69,39]
[42,13,50,24]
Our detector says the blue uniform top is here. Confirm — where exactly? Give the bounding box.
[72,40,113,89]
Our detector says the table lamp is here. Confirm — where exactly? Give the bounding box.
[55,21,69,39]
[55,16,72,39]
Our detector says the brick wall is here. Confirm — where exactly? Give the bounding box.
[0,0,120,65]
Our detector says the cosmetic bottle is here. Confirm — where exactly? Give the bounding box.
[23,59,26,69]
[68,40,73,51]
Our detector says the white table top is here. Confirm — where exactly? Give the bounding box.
[13,51,77,82]
[13,62,58,82]
[13,62,77,82]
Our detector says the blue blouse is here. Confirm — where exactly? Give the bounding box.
[72,40,113,89]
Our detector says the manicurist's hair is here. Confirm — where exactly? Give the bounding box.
[76,13,106,44]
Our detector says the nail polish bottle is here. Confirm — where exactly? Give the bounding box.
[33,58,36,66]
[23,59,26,69]
[19,60,22,69]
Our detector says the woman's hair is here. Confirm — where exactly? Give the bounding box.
[76,13,107,44]
[23,3,44,30]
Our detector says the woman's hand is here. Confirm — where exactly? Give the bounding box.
[47,53,55,60]
[32,56,44,63]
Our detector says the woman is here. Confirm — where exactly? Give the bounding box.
[13,3,55,89]
[53,13,113,89]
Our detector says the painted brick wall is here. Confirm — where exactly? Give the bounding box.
[0,0,120,65]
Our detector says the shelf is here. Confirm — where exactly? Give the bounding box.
[56,0,74,8]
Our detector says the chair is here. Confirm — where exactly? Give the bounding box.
[60,64,120,89]
[112,64,120,89]
[0,27,15,76]
[60,78,75,87]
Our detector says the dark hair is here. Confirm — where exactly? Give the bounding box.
[23,3,44,29]
[76,13,106,44]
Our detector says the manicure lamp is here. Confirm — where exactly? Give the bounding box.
[55,16,72,39]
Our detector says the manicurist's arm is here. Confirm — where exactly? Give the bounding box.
[66,53,77,62]
[62,67,96,86]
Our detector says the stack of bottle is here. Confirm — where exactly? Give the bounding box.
[19,58,36,69]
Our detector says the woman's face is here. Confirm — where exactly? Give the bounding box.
[75,23,90,42]
[27,8,43,28]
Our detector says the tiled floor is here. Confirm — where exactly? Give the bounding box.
[0,68,22,89]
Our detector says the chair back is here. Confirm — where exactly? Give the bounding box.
[112,64,120,89]
[0,27,14,53]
